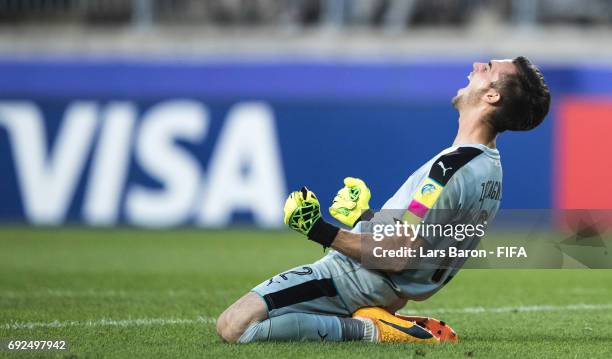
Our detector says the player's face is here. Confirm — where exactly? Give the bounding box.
[453,59,517,108]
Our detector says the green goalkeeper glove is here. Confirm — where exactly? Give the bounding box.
[284,187,339,248]
[329,177,373,227]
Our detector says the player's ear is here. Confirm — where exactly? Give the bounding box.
[482,88,501,105]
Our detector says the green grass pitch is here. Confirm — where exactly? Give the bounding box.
[1,227,611,358]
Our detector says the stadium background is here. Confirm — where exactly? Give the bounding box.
[1,1,612,357]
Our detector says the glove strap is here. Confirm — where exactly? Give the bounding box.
[308,218,339,249]
[352,209,375,227]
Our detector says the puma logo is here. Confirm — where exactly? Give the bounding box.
[437,161,452,176]
[317,330,328,341]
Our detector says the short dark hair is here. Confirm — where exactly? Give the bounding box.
[489,56,551,132]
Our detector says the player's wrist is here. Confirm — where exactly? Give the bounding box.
[352,209,375,227]
[307,217,339,248]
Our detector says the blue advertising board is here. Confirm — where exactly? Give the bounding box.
[1,59,610,227]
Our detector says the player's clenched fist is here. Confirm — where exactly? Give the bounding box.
[283,187,322,235]
[284,187,340,248]
[329,177,372,227]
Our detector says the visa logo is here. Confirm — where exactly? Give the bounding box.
[0,100,286,227]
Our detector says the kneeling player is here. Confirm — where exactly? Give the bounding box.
[216,57,550,343]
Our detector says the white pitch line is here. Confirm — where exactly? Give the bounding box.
[400,303,612,315]
[1,317,216,330]
[0,289,240,299]
[1,288,606,299]
[3,303,612,331]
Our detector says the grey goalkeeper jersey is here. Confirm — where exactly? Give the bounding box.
[353,143,503,300]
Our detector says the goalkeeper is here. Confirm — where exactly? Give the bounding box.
[216,57,550,343]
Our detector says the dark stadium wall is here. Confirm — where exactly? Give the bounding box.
[0,59,610,227]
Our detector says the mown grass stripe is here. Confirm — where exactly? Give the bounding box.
[4,303,612,330]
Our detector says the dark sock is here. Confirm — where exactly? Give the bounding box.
[339,317,365,341]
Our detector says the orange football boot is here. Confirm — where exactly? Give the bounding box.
[395,314,458,343]
[352,307,439,343]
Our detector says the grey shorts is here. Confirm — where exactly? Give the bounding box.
[251,251,403,318]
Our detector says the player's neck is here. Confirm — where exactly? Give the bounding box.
[453,112,497,149]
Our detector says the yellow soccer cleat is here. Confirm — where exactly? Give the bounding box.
[352,307,439,344]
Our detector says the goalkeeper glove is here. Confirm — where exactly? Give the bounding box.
[284,187,339,248]
[329,177,374,227]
